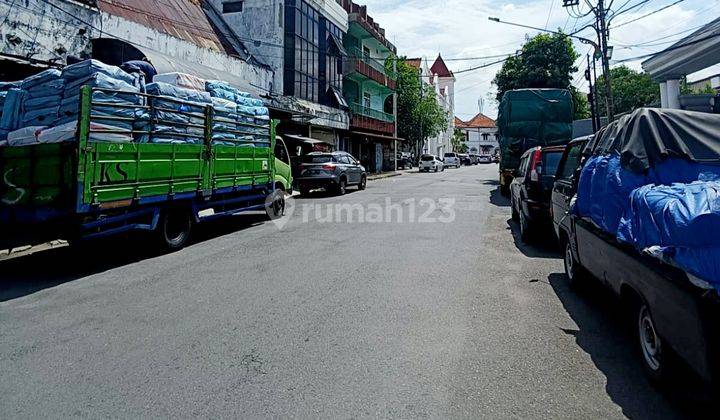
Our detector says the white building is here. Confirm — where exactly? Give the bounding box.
[454,113,498,155]
[407,55,455,156]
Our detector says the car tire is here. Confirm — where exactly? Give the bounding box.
[563,240,586,288]
[157,208,192,251]
[636,302,674,385]
[441,166,445,172]
[511,196,519,222]
[336,178,347,195]
[519,208,532,244]
[434,166,439,172]
[358,175,367,190]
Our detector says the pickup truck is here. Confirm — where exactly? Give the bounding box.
[552,137,720,387]
[1,86,287,251]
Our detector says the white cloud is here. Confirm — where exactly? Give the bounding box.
[357,0,717,119]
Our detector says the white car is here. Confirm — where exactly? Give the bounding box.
[443,152,461,168]
[478,155,492,163]
[419,154,444,172]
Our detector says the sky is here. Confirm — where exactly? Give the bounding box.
[358,0,719,120]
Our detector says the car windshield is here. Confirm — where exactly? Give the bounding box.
[302,155,334,164]
[421,155,434,161]
[542,151,563,176]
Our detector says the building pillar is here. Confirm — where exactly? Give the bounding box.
[659,82,668,108]
[666,79,681,109]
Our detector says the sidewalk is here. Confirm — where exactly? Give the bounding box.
[367,169,412,181]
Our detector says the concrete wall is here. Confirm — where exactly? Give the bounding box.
[0,0,273,94]
[208,0,285,93]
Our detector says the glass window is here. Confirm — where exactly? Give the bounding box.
[542,151,563,177]
[558,143,584,179]
[338,155,351,164]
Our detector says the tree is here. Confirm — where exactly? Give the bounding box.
[595,66,659,117]
[493,33,579,102]
[394,58,448,157]
[570,86,590,120]
[451,127,468,153]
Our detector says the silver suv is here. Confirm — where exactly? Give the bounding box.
[443,152,461,168]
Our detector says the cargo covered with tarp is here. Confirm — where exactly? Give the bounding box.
[496,89,574,171]
[574,108,720,287]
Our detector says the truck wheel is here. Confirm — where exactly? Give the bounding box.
[637,303,671,384]
[265,190,285,219]
[158,209,192,251]
[563,240,585,288]
[358,175,367,190]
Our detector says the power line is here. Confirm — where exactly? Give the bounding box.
[611,31,720,63]
[609,0,652,21]
[612,0,686,28]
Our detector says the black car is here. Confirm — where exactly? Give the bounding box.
[397,152,413,169]
[296,151,367,196]
[551,136,591,242]
[510,144,566,242]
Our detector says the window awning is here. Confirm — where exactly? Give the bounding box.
[329,86,348,109]
[349,130,405,143]
[284,134,333,145]
[328,34,348,57]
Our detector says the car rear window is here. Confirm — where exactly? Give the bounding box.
[302,155,334,163]
[444,153,455,158]
[542,151,563,176]
[421,155,434,161]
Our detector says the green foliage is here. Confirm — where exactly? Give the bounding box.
[681,77,717,95]
[570,86,590,120]
[394,58,449,155]
[595,65,660,116]
[451,128,468,153]
[493,33,579,101]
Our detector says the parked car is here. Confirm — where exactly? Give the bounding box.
[554,132,720,387]
[443,152,461,168]
[469,154,480,165]
[510,145,566,242]
[296,151,367,196]
[478,155,492,164]
[492,153,500,163]
[419,154,444,172]
[397,152,413,169]
[460,153,471,165]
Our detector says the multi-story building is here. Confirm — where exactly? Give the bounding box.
[454,113,498,156]
[212,0,350,146]
[341,0,398,173]
[0,0,273,93]
[407,55,455,157]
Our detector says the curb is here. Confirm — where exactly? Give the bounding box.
[368,172,403,181]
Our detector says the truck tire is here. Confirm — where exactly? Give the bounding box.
[563,240,586,288]
[636,302,673,384]
[265,190,285,220]
[157,209,192,251]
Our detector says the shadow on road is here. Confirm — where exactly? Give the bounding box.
[0,214,267,302]
[489,187,510,208]
[548,273,714,419]
[506,220,560,258]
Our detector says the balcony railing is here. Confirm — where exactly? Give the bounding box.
[349,47,397,80]
[350,103,395,122]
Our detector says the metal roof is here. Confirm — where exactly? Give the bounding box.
[642,17,720,81]
[97,0,236,55]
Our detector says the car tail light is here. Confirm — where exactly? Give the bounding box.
[529,149,542,183]
[322,163,337,170]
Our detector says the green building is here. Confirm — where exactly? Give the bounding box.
[341,1,399,173]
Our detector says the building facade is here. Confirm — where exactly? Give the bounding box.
[341,0,398,173]
[407,55,455,157]
[454,113,498,155]
[212,0,350,145]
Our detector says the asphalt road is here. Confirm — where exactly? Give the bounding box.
[0,164,713,418]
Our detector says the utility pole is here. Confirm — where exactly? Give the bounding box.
[561,0,615,122]
[596,0,614,121]
[591,53,601,129]
[585,54,597,133]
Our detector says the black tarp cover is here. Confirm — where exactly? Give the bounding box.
[590,108,720,173]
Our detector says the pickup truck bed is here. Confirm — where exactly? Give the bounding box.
[569,217,720,384]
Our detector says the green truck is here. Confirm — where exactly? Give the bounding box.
[496,88,574,196]
[0,86,291,251]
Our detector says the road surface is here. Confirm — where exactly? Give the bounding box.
[0,164,711,418]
